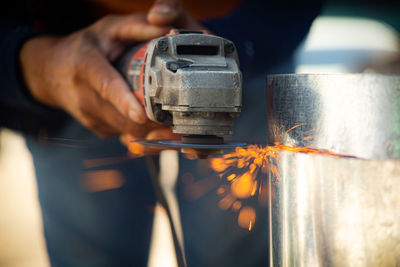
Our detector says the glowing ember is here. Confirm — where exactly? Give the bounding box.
[238,206,256,231]
[231,172,257,199]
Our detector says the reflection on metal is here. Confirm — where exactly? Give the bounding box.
[267,74,400,159]
[269,152,400,267]
[267,74,400,266]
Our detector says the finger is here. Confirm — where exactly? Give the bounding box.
[91,127,119,139]
[147,0,206,31]
[78,113,120,138]
[174,10,206,31]
[89,90,127,130]
[120,133,134,146]
[91,94,164,138]
[102,13,170,42]
[135,127,181,156]
[70,89,121,138]
[123,119,162,138]
[81,49,147,125]
[147,0,183,27]
[122,126,180,157]
[121,133,159,157]
[87,91,154,138]
[78,94,157,139]
[120,123,173,142]
[123,132,176,157]
[146,127,181,140]
[122,120,160,139]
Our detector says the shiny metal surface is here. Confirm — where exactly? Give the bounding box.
[267,74,400,159]
[267,74,400,267]
[269,151,400,267]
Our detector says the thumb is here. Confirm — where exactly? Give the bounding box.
[148,0,207,31]
[95,13,170,43]
[146,127,181,140]
[147,0,183,26]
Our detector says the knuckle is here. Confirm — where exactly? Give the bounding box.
[123,14,141,24]
[81,117,97,129]
[90,15,121,38]
[75,95,90,114]
[80,29,98,45]
[128,126,148,139]
[103,14,118,23]
[98,78,113,99]
[99,77,123,102]
[97,131,116,139]
[96,15,117,28]
[93,130,106,138]
[89,122,119,138]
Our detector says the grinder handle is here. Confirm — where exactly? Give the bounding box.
[113,42,149,106]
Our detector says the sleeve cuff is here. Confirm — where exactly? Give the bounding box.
[0,25,67,133]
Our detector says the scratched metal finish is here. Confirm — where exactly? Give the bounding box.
[267,74,400,159]
[269,152,400,267]
[266,74,400,267]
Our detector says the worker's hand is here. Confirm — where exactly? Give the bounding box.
[147,0,207,31]
[19,14,176,139]
[120,129,182,157]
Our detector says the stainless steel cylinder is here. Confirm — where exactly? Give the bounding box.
[267,74,400,267]
[267,74,400,159]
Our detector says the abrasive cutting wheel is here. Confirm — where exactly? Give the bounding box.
[138,135,247,159]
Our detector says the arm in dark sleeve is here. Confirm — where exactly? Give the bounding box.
[202,0,323,77]
[0,13,67,135]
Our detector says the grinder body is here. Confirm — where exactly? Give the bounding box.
[116,30,242,140]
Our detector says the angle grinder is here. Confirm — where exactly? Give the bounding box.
[115,29,246,157]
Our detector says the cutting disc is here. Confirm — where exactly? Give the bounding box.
[137,140,247,149]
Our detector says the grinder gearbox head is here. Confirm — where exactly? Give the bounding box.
[139,31,242,138]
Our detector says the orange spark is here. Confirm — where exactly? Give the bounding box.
[82,169,125,192]
[210,158,229,173]
[218,193,236,210]
[231,172,255,199]
[227,174,236,181]
[238,206,256,231]
[303,135,315,141]
[232,201,242,211]
[83,156,131,168]
[128,142,146,156]
[209,137,356,228]
[216,186,226,195]
[286,123,306,133]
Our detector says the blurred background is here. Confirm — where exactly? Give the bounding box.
[0,1,399,266]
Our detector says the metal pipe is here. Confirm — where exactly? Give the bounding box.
[267,74,400,267]
[267,74,400,159]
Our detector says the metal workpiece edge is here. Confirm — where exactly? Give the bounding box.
[266,73,400,160]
